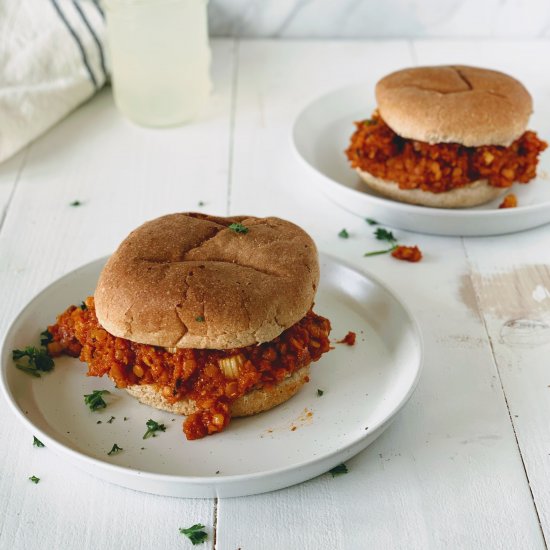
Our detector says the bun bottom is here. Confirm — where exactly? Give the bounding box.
[125,365,310,418]
[357,169,506,208]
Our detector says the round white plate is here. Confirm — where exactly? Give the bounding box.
[292,82,550,236]
[0,254,422,498]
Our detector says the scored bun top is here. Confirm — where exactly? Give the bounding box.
[375,65,533,147]
[95,213,320,350]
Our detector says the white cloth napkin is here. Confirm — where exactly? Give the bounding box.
[0,0,107,163]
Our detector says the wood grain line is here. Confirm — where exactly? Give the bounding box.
[0,146,30,234]
[462,237,549,549]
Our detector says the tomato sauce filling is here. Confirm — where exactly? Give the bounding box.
[48,297,331,440]
[346,113,547,193]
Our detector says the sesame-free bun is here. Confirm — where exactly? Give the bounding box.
[376,65,532,147]
[125,365,310,418]
[357,169,505,208]
[94,213,319,349]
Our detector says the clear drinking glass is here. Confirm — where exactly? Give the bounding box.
[105,0,211,127]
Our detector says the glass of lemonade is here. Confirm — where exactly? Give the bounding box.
[105,0,211,127]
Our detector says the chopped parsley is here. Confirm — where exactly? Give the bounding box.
[33,436,45,448]
[29,475,40,484]
[80,301,87,310]
[107,443,123,456]
[338,228,349,239]
[70,200,82,207]
[317,389,324,397]
[179,524,208,545]
[195,316,205,322]
[12,346,54,377]
[329,463,349,477]
[363,118,377,126]
[107,416,115,424]
[364,227,399,257]
[228,222,249,234]
[84,390,110,411]
[143,419,166,439]
[40,330,53,346]
[365,218,378,226]
[198,201,205,207]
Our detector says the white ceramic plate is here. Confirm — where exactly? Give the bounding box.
[0,255,422,498]
[292,83,550,236]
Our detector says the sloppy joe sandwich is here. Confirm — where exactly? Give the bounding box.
[346,65,547,208]
[47,213,331,440]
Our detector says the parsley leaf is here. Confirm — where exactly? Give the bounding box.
[40,330,53,346]
[198,201,205,207]
[179,524,208,545]
[317,389,324,397]
[329,463,349,477]
[33,436,45,448]
[228,222,249,234]
[107,416,115,424]
[80,301,87,310]
[70,200,82,207]
[374,228,397,243]
[364,227,399,257]
[363,118,377,126]
[12,346,54,377]
[338,228,349,239]
[195,316,205,322]
[143,419,167,439]
[107,443,123,456]
[84,390,110,411]
[29,475,40,484]
[365,218,378,226]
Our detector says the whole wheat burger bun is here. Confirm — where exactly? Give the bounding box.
[357,169,505,209]
[94,212,320,350]
[126,365,310,418]
[376,65,533,147]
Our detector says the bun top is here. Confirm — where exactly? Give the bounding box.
[95,213,320,349]
[375,65,533,147]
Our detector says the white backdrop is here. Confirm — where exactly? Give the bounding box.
[209,0,550,38]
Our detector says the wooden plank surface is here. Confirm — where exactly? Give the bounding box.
[1,38,549,550]
[0,39,235,550]
[218,39,547,549]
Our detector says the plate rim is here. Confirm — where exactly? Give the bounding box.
[0,253,423,490]
[291,81,550,219]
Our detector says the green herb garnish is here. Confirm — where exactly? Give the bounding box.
[143,419,166,439]
[338,229,349,239]
[329,463,348,477]
[228,222,249,234]
[365,218,378,226]
[40,330,53,346]
[84,390,110,411]
[29,475,40,484]
[364,227,399,257]
[70,200,82,207]
[363,119,377,126]
[198,201,205,207]
[179,524,208,545]
[33,436,45,448]
[195,316,205,322]
[12,346,54,377]
[107,416,115,424]
[374,228,396,243]
[107,443,123,456]
[317,389,324,397]
[80,301,87,310]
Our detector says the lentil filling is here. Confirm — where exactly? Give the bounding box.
[48,297,332,440]
[346,113,547,193]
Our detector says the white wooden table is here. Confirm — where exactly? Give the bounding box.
[1,39,550,550]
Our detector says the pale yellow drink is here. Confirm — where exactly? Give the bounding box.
[105,0,211,126]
